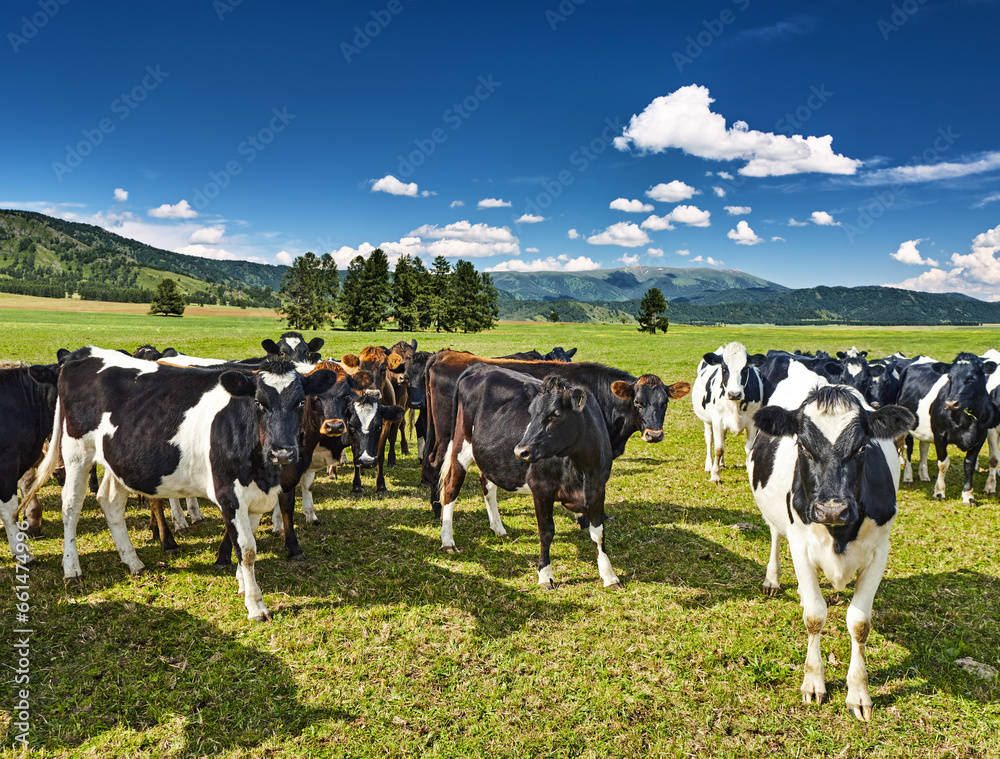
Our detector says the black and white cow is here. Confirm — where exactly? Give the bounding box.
[438,367,619,588]
[0,362,59,563]
[836,350,872,400]
[983,348,1000,496]
[748,385,915,721]
[760,351,840,409]
[262,331,324,364]
[24,347,337,621]
[340,370,405,495]
[692,342,765,483]
[897,353,1000,504]
[401,348,433,462]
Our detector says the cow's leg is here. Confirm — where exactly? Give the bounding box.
[534,492,557,589]
[587,491,620,589]
[702,421,714,473]
[710,418,725,484]
[743,423,758,465]
[415,409,427,462]
[1,492,33,564]
[918,440,931,482]
[88,465,99,494]
[962,443,983,506]
[96,474,145,576]
[986,428,999,496]
[376,424,390,494]
[214,526,234,569]
[386,421,399,468]
[480,476,507,538]
[933,435,949,500]
[843,544,889,722]
[351,463,364,495]
[270,502,284,535]
[902,435,914,483]
[60,438,95,581]
[150,498,179,556]
[762,524,782,596]
[300,470,319,525]
[186,497,205,524]
[439,439,471,553]
[226,501,270,622]
[17,470,43,537]
[791,553,828,705]
[278,490,304,561]
[169,498,190,532]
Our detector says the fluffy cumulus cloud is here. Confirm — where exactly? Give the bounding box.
[516,213,546,223]
[486,254,599,273]
[526,247,539,253]
[610,197,655,213]
[615,84,861,177]
[675,249,691,256]
[647,247,664,257]
[725,205,751,215]
[854,151,1000,186]
[618,253,641,266]
[478,197,511,208]
[176,244,238,261]
[787,217,809,226]
[567,228,580,239]
[890,239,937,266]
[450,200,465,208]
[586,221,651,248]
[712,186,726,198]
[329,221,521,267]
[275,250,293,265]
[727,220,763,245]
[371,175,425,197]
[692,255,724,265]
[884,224,1000,301]
[646,180,698,203]
[113,188,128,202]
[641,204,711,231]
[810,211,840,226]
[148,199,198,219]
[189,225,226,244]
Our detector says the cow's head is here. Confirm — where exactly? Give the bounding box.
[133,344,164,361]
[305,361,350,438]
[220,356,338,466]
[514,376,590,462]
[262,331,325,364]
[542,346,577,362]
[754,386,914,527]
[838,355,872,399]
[611,375,691,443]
[403,350,432,409]
[342,370,404,468]
[702,342,765,403]
[934,353,997,414]
[865,361,899,409]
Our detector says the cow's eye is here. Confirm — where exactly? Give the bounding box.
[857,443,869,456]
[634,401,643,410]
[798,444,813,460]
[297,399,306,409]
[255,400,265,412]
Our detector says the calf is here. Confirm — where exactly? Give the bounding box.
[897,353,999,504]
[692,342,765,483]
[0,362,59,563]
[24,348,337,621]
[748,385,915,721]
[439,367,618,588]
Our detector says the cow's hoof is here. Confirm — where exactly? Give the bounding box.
[288,552,307,562]
[307,518,320,526]
[128,566,146,577]
[165,548,181,558]
[251,611,272,623]
[65,575,82,586]
[967,498,978,507]
[848,703,873,722]
[376,487,389,495]
[442,545,459,554]
[213,561,233,571]
[173,526,189,535]
[801,688,826,705]
[351,488,364,496]
[605,581,624,591]
[191,517,207,526]
[934,493,945,500]
[762,583,780,597]
[541,579,558,591]
[26,527,42,538]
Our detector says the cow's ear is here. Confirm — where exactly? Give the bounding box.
[342,353,360,368]
[984,361,998,375]
[570,387,586,411]
[822,360,842,376]
[754,406,798,437]
[565,347,577,359]
[869,364,885,378]
[28,364,59,386]
[387,353,404,372]
[702,352,722,366]
[161,347,178,358]
[381,405,405,423]
[220,371,256,398]
[261,339,279,355]
[668,381,691,399]
[303,368,338,396]
[611,380,634,400]
[523,382,539,401]
[307,337,324,353]
[931,362,949,374]
[866,405,916,439]
[411,338,418,350]
[836,351,847,359]
[748,353,767,367]
[859,351,868,358]
[56,348,71,363]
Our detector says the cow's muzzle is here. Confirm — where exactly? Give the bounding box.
[321,418,345,437]
[357,452,377,468]
[944,400,963,412]
[513,444,535,462]
[269,447,298,466]
[811,500,852,526]
[727,390,743,401]
[642,429,664,443]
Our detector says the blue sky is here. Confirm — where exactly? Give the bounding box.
[3,0,1000,297]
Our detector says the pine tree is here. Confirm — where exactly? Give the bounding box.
[474,271,500,331]
[391,254,431,331]
[276,252,338,329]
[148,278,186,316]
[340,255,366,331]
[636,287,668,334]
[430,255,454,332]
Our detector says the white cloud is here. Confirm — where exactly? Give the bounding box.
[275,250,293,265]
[891,239,938,266]
[717,171,733,180]
[810,211,841,226]
[526,247,540,253]
[615,84,861,177]
[691,255,724,265]
[771,236,786,242]
[727,220,763,245]
[641,204,711,230]
[567,228,580,239]
[487,255,600,273]
[787,217,809,226]
[586,221,651,248]
[647,247,664,257]
[113,188,128,202]
[618,253,641,266]
[409,220,516,244]
[371,175,421,197]
[610,197,655,213]
[176,244,238,261]
[189,225,226,244]
[854,151,1000,186]
[883,224,1000,301]
[646,180,699,203]
[675,249,691,256]
[725,205,751,215]
[516,213,546,223]
[712,186,726,198]
[330,221,521,268]
[148,199,198,219]
[478,197,511,208]
[450,200,465,208]
[974,192,1000,208]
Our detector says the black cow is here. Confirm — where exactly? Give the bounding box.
[501,347,577,362]
[340,370,405,495]
[759,351,842,408]
[24,347,337,621]
[748,385,915,721]
[897,353,1000,504]
[0,362,59,562]
[401,349,433,461]
[438,367,619,588]
[262,331,324,364]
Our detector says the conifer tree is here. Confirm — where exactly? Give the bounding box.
[148,278,186,316]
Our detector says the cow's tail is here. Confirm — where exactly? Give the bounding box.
[21,397,64,507]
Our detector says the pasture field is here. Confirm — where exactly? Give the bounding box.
[1,310,999,758]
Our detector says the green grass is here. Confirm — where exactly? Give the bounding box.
[1,314,999,758]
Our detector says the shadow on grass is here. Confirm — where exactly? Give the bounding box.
[9,600,334,756]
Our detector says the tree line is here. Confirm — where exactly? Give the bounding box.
[277,250,500,333]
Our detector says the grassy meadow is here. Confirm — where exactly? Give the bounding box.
[1,307,999,758]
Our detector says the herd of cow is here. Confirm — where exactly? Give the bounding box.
[2,332,997,722]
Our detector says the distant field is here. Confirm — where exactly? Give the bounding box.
[1,311,998,757]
